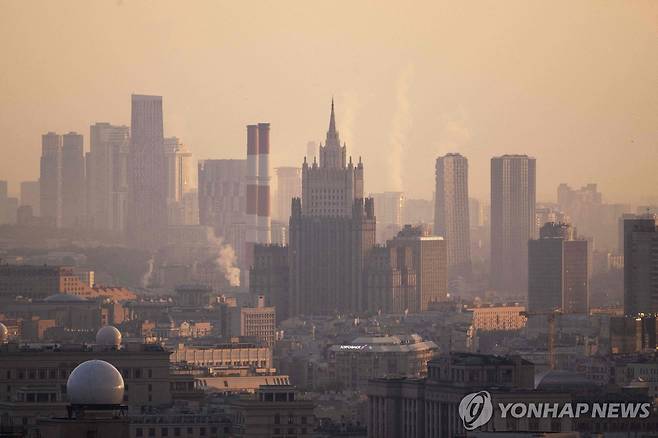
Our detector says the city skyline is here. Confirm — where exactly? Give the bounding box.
[1,1,656,203]
[2,3,658,438]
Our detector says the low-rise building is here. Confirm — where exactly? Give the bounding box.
[470,305,527,331]
[229,385,316,438]
[328,334,437,390]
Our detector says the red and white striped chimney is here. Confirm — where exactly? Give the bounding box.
[246,125,259,265]
[257,123,271,244]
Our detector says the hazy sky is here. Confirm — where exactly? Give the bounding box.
[1,1,656,203]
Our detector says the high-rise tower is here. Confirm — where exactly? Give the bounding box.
[434,153,471,279]
[623,215,658,316]
[88,123,130,232]
[289,100,376,316]
[491,155,536,295]
[528,222,589,314]
[61,132,85,228]
[127,94,167,249]
[40,132,62,227]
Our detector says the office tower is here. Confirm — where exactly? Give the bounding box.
[40,132,62,227]
[127,94,167,249]
[60,132,85,228]
[623,215,658,316]
[434,153,471,278]
[250,244,290,320]
[366,225,447,314]
[164,136,193,225]
[528,222,589,314]
[491,154,536,295]
[164,137,193,203]
[274,167,301,222]
[88,123,130,232]
[20,181,40,216]
[198,159,247,263]
[289,100,376,315]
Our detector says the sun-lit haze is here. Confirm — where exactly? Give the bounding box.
[0,0,656,203]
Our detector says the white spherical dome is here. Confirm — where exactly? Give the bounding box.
[96,326,122,347]
[67,360,124,405]
[0,322,7,343]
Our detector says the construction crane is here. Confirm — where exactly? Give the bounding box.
[521,309,562,369]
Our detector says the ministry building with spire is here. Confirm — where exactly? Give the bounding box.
[288,100,376,316]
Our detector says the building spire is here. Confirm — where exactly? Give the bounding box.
[328,97,337,136]
[321,98,344,168]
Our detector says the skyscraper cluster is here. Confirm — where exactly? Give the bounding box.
[29,95,197,247]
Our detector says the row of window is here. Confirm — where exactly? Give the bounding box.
[2,367,154,380]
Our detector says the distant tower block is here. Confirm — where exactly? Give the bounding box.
[257,123,271,244]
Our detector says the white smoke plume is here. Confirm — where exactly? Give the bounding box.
[388,64,415,191]
[141,255,155,288]
[208,234,241,287]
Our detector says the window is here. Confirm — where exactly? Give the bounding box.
[136,428,143,437]
[162,428,168,437]
[148,428,155,437]
[174,427,181,437]
[274,414,280,424]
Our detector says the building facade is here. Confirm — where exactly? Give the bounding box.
[490,155,536,295]
[61,132,85,228]
[367,352,535,438]
[366,225,447,314]
[289,101,376,316]
[0,265,95,302]
[328,335,437,390]
[528,222,589,314]
[164,136,194,225]
[623,215,658,316]
[434,153,471,279]
[249,244,290,320]
[87,122,130,232]
[40,132,62,227]
[127,94,167,249]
